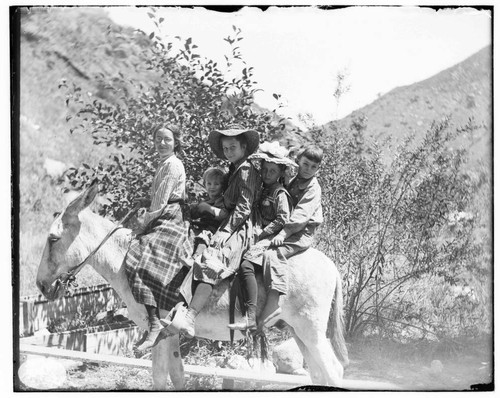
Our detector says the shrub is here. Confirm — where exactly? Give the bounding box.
[315,115,491,339]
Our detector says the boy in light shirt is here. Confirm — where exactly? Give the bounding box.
[259,145,324,329]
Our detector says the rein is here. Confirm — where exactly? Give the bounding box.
[56,205,140,294]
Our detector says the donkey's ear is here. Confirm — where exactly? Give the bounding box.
[65,179,99,216]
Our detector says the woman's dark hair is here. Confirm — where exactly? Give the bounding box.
[153,123,183,153]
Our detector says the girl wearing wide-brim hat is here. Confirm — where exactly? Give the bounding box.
[173,126,262,338]
[227,141,297,331]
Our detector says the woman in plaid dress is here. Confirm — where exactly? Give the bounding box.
[173,127,261,338]
[125,124,192,351]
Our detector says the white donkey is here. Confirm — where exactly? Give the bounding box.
[36,182,348,389]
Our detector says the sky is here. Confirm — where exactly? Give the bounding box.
[106,5,491,127]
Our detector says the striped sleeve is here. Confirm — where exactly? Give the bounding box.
[221,163,260,235]
[143,156,185,225]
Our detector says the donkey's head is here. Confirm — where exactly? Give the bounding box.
[36,181,99,300]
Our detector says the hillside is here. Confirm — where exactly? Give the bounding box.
[18,7,162,294]
[329,46,492,166]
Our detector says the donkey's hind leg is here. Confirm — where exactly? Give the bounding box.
[293,327,344,387]
[291,331,323,384]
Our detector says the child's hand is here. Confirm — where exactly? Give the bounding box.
[270,232,286,246]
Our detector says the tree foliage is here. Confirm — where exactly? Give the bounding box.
[62,8,292,219]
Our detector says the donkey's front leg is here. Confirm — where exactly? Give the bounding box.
[152,335,185,390]
[152,338,170,390]
[166,334,185,390]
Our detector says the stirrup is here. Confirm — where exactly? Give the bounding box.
[227,319,257,331]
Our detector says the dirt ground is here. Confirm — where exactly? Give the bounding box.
[16,335,493,392]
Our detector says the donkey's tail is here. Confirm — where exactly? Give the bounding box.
[327,265,349,368]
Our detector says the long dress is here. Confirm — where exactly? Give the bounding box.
[193,158,261,285]
[125,155,193,311]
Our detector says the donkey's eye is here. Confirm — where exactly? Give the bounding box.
[53,212,61,218]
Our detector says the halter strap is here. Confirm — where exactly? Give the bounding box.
[56,205,141,291]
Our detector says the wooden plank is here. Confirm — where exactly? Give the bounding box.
[19,344,311,386]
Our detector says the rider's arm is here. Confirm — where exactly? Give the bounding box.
[220,162,260,235]
[260,191,291,239]
[281,179,322,239]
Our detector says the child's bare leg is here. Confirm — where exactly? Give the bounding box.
[257,289,282,330]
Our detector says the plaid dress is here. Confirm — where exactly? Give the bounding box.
[193,159,261,285]
[125,155,193,311]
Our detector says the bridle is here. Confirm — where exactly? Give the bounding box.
[55,205,140,295]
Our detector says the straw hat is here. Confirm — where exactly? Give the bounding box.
[248,141,297,168]
[208,127,260,160]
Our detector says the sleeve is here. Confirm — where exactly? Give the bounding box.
[261,191,291,237]
[283,181,322,238]
[221,164,260,234]
[213,206,229,221]
[143,159,183,225]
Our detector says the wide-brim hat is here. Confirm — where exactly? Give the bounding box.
[248,141,297,168]
[208,128,260,160]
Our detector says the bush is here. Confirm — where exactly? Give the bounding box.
[315,115,491,339]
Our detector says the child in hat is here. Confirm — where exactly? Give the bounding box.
[259,145,324,330]
[173,126,262,338]
[227,141,296,331]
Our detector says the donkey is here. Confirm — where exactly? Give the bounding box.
[36,182,348,389]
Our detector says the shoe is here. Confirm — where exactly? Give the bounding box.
[169,305,197,339]
[135,320,162,351]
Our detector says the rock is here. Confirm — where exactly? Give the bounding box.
[43,158,68,180]
[225,354,275,373]
[18,357,67,389]
[272,338,306,375]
